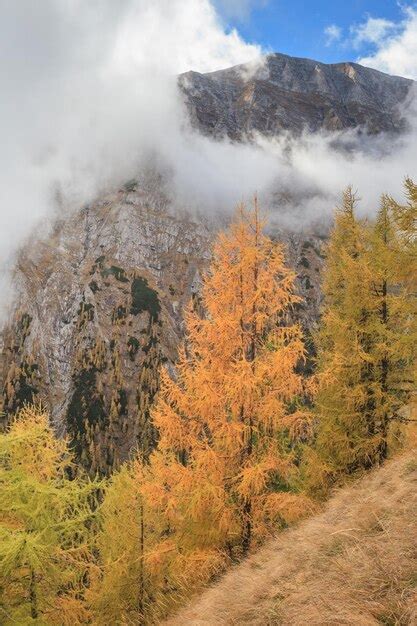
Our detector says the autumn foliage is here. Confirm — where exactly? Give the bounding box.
[1,183,416,625]
[307,182,417,495]
[88,201,314,622]
[0,406,99,625]
[134,202,311,612]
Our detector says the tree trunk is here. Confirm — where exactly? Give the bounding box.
[29,568,38,620]
[138,503,145,619]
[378,277,389,462]
[241,498,252,556]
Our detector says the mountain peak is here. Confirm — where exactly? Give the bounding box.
[179,52,414,139]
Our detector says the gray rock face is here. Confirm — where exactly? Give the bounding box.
[179,53,414,139]
[0,175,209,470]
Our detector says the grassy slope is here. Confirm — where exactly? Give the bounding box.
[167,449,417,625]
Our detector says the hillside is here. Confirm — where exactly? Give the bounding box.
[0,174,209,472]
[0,177,323,473]
[1,52,413,473]
[168,450,417,625]
[179,53,414,139]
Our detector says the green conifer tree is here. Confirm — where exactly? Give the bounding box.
[311,189,378,488]
[309,184,417,494]
[0,406,99,625]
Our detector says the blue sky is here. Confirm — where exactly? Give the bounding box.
[218,0,409,64]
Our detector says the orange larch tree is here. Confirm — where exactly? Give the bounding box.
[142,200,311,596]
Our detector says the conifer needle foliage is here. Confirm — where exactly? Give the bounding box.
[126,201,313,617]
[307,182,417,495]
[0,406,100,625]
[1,182,415,625]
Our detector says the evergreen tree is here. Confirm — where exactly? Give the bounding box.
[135,321,162,460]
[0,406,99,625]
[92,458,185,624]
[309,185,417,494]
[1,313,41,431]
[310,189,380,489]
[140,201,311,605]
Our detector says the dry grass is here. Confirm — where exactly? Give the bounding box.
[166,449,417,625]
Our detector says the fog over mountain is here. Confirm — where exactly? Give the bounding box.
[1,38,416,442]
[176,51,417,226]
[1,0,416,303]
[1,6,417,622]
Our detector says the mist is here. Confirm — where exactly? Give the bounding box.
[0,0,263,268]
[1,0,417,309]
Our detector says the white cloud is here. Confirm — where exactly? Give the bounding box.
[351,16,398,49]
[358,7,417,79]
[324,24,342,47]
[0,0,264,314]
[261,105,417,229]
[112,0,262,74]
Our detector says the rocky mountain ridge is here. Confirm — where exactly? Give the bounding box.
[179,52,414,139]
[1,176,209,472]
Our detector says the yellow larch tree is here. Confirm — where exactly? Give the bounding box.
[308,189,380,492]
[365,194,416,453]
[0,406,99,625]
[309,184,417,495]
[383,178,417,424]
[90,460,165,625]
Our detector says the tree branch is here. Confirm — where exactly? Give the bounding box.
[387,413,417,424]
